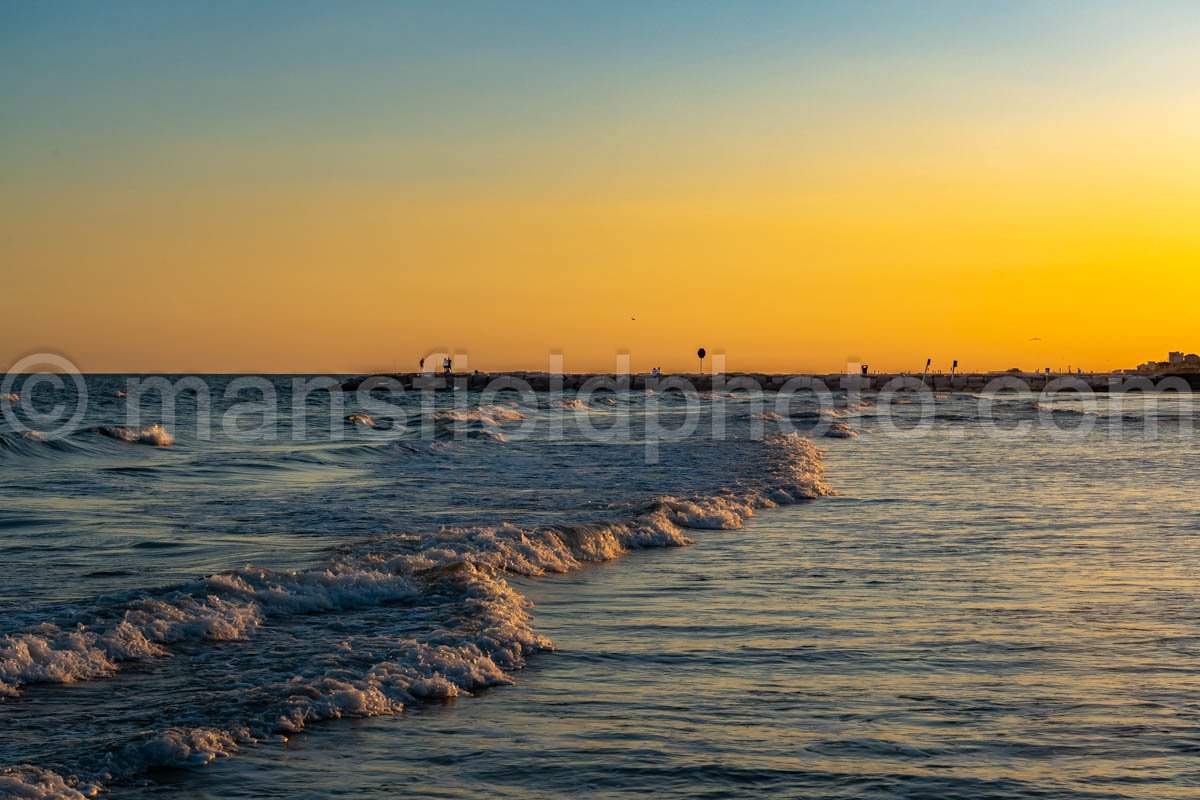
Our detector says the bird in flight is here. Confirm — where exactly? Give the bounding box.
[1030,337,1042,341]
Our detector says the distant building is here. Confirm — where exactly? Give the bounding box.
[1131,351,1199,373]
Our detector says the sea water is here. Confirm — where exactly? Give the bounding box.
[1,377,1197,798]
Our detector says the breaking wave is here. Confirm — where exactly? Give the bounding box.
[90,424,175,447]
[0,433,832,796]
[826,420,859,438]
[1034,402,1091,415]
[0,766,98,799]
[432,404,527,423]
[743,411,783,422]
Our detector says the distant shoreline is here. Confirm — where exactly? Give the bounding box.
[336,372,1200,393]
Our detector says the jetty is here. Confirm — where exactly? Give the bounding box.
[336,372,1200,393]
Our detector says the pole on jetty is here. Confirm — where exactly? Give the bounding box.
[697,347,707,374]
[951,359,958,379]
[921,358,932,387]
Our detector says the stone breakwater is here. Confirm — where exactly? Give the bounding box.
[338,372,1200,393]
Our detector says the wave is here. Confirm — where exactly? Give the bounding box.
[345,413,376,426]
[426,425,508,444]
[743,411,783,421]
[825,420,859,438]
[90,424,175,447]
[1034,402,1089,415]
[0,431,85,459]
[0,766,97,799]
[1,424,174,460]
[0,565,429,698]
[0,434,832,796]
[432,404,526,423]
[4,434,833,699]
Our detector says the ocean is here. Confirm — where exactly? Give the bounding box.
[1,375,1198,799]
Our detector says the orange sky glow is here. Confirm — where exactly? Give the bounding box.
[4,3,1199,373]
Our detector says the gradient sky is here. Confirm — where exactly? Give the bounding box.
[3,1,1199,373]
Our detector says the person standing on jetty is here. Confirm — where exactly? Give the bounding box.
[443,356,452,375]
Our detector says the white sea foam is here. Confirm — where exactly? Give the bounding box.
[661,496,757,529]
[0,433,834,792]
[1,393,18,403]
[433,404,526,423]
[345,413,375,426]
[826,421,859,438]
[1034,402,1097,416]
[134,727,242,768]
[827,399,871,417]
[0,767,98,799]
[0,567,422,698]
[92,424,175,447]
[0,628,124,697]
[0,434,829,699]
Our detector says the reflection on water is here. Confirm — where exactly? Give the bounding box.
[1,377,1198,798]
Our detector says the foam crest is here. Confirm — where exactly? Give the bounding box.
[91,424,175,447]
[433,404,526,423]
[1033,402,1117,418]
[826,420,859,438]
[0,628,122,698]
[131,727,241,769]
[0,767,98,799]
[0,433,834,792]
[0,567,422,698]
[1,433,828,701]
[661,496,756,530]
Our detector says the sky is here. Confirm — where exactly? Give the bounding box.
[3,0,1199,374]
